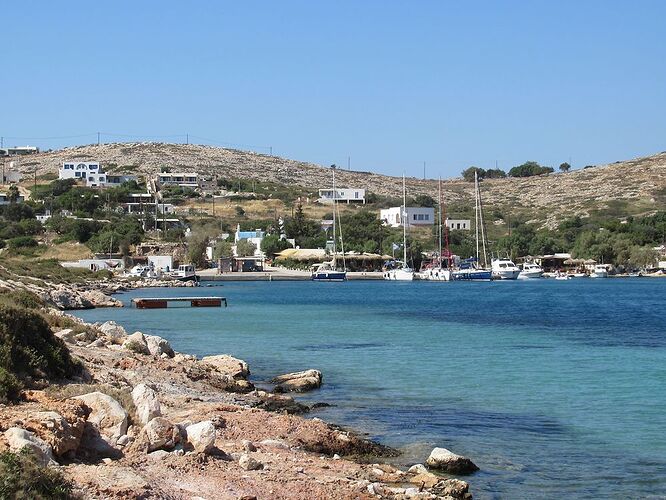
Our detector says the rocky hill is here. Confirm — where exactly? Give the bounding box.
[9,142,666,227]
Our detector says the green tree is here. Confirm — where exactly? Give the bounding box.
[559,162,571,173]
[284,203,324,247]
[509,161,554,178]
[7,185,20,203]
[414,194,436,208]
[236,238,257,257]
[461,167,486,182]
[213,240,233,259]
[261,234,292,258]
[187,233,209,268]
[629,246,658,269]
[484,168,507,179]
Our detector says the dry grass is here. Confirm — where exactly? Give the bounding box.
[41,242,93,261]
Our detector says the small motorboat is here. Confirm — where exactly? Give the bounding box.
[590,264,609,278]
[518,262,544,279]
[491,258,521,280]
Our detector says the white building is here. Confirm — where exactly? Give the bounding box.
[380,207,435,228]
[234,224,265,257]
[1,163,22,184]
[157,172,199,188]
[60,162,103,182]
[318,188,365,204]
[59,162,137,188]
[446,218,471,231]
[0,192,25,205]
[1,146,39,156]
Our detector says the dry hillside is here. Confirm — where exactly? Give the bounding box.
[9,142,666,227]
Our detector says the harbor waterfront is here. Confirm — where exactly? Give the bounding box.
[73,279,666,499]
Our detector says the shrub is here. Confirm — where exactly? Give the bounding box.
[0,367,22,403]
[0,448,73,499]
[0,304,80,383]
[7,236,38,249]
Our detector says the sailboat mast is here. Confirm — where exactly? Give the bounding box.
[474,171,480,263]
[438,177,442,268]
[332,167,337,263]
[478,176,489,268]
[402,174,408,267]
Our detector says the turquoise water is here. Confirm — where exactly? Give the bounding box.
[73,279,666,499]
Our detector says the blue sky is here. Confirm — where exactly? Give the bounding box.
[3,1,665,177]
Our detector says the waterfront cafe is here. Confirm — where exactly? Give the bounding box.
[274,248,388,271]
[532,253,574,272]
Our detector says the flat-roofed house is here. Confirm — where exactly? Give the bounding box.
[380,206,435,228]
[318,188,365,204]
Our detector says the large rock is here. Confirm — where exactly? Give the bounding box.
[131,384,161,425]
[122,331,150,355]
[5,427,56,466]
[99,321,128,341]
[185,421,216,454]
[239,453,263,471]
[49,287,93,310]
[201,354,249,378]
[80,290,123,308]
[27,411,84,457]
[145,335,175,358]
[144,417,179,452]
[271,369,322,392]
[73,392,128,443]
[54,328,77,343]
[425,447,479,474]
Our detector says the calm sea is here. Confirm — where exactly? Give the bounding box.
[72,279,666,499]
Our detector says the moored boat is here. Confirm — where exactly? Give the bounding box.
[385,174,414,281]
[171,264,198,282]
[311,262,347,282]
[518,262,544,279]
[491,258,521,280]
[590,264,609,278]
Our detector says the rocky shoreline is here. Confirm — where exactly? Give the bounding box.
[0,272,478,499]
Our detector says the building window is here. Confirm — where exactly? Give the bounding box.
[457,223,461,229]
[463,223,467,229]
[424,214,429,220]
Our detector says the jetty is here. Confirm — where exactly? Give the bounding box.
[131,296,227,309]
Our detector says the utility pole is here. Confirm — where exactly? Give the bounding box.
[269,146,273,155]
[347,156,351,170]
[1,136,3,148]
[97,132,100,145]
[423,161,426,180]
[186,133,189,145]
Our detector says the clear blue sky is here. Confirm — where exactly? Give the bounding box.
[3,1,665,177]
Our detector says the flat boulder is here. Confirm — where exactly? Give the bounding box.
[99,321,128,342]
[54,328,77,343]
[271,369,322,392]
[5,427,56,466]
[201,354,249,379]
[131,384,162,425]
[122,331,150,355]
[80,290,123,308]
[185,421,216,454]
[73,392,128,443]
[425,447,479,475]
[145,335,175,358]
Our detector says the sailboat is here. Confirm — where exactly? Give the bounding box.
[384,175,414,281]
[451,170,492,281]
[423,177,451,281]
[311,167,347,281]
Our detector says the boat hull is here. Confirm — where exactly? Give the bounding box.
[518,270,544,279]
[493,270,521,280]
[311,271,347,282]
[451,269,493,281]
[384,269,414,281]
[422,268,451,281]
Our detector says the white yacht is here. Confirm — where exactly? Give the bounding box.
[385,265,414,281]
[171,264,198,282]
[590,264,609,278]
[518,262,544,279]
[385,175,414,281]
[491,258,521,280]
